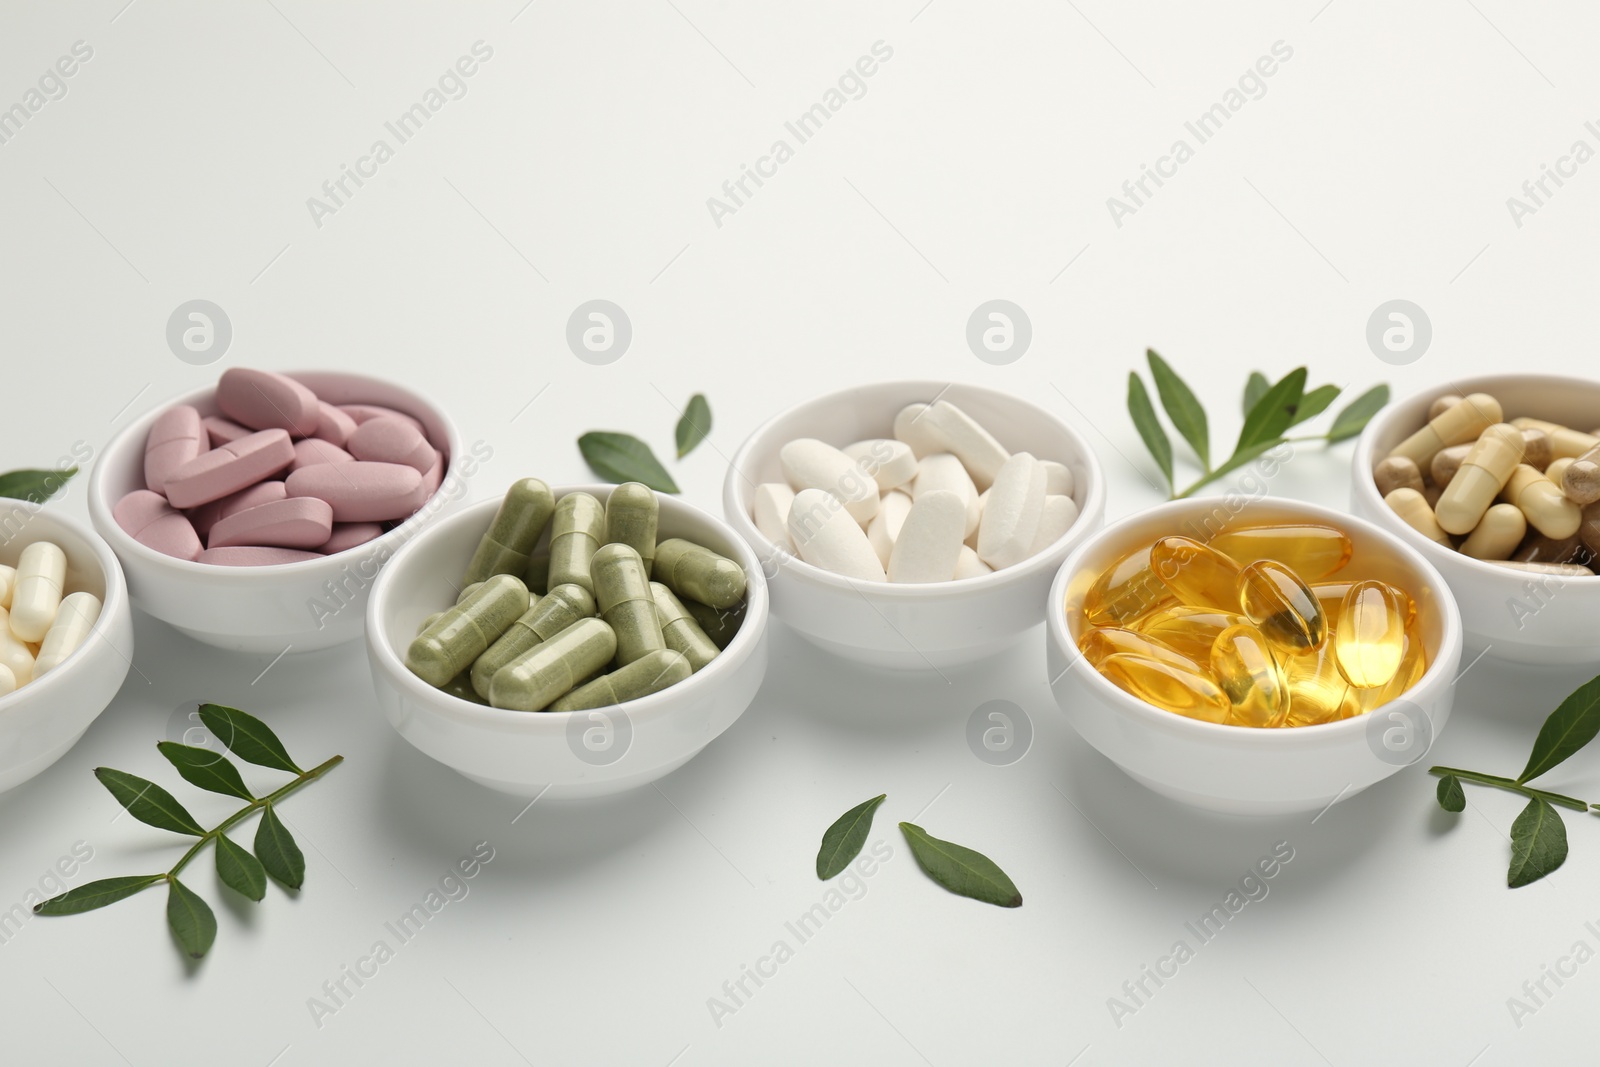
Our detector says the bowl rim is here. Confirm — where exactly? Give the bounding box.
[87,370,463,578]
[0,500,131,711]
[722,378,1108,596]
[366,484,770,726]
[1352,371,1600,585]
[1046,496,1465,748]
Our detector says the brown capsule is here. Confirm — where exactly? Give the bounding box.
[1512,530,1587,566]
[1581,502,1600,562]
[1562,445,1600,505]
[1520,428,1552,471]
[1428,395,1463,421]
[1509,418,1600,460]
[1429,444,1470,489]
[1374,456,1424,497]
[1422,483,1443,508]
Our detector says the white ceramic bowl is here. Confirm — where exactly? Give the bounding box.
[88,371,464,654]
[723,381,1106,671]
[0,503,134,792]
[366,485,770,799]
[1352,373,1600,665]
[1046,498,1464,816]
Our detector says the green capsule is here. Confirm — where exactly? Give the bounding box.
[469,583,595,699]
[548,649,690,711]
[457,582,483,604]
[523,554,550,596]
[653,538,746,610]
[416,611,442,635]
[593,543,666,667]
[406,574,530,687]
[548,493,605,594]
[489,617,617,712]
[604,482,659,571]
[440,671,488,705]
[461,478,556,585]
[685,597,743,649]
[650,582,720,672]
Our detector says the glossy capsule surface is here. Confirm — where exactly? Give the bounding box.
[1149,536,1242,612]
[1210,624,1289,728]
[1332,580,1406,688]
[1133,606,1248,663]
[1097,652,1230,723]
[1078,627,1200,671]
[1081,545,1174,628]
[1238,560,1326,654]
[1208,524,1353,581]
[1282,643,1359,725]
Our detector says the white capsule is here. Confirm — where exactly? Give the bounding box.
[779,439,879,524]
[893,403,943,458]
[1039,460,1074,497]
[1030,494,1080,555]
[867,490,914,565]
[977,452,1047,569]
[953,546,993,580]
[752,482,796,551]
[843,439,917,491]
[0,607,35,686]
[787,489,886,581]
[33,591,102,678]
[912,453,980,537]
[0,564,13,609]
[908,401,1010,490]
[0,662,15,696]
[888,490,966,583]
[9,541,66,643]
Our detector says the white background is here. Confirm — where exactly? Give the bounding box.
[3,1,1599,1064]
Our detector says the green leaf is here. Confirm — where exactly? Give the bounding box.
[577,432,680,494]
[0,467,76,503]
[216,834,267,902]
[1517,675,1600,784]
[166,877,217,959]
[899,822,1022,908]
[197,703,302,775]
[34,875,164,916]
[94,768,205,836]
[675,394,712,459]
[1287,384,1342,428]
[1235,367,1307,457]
[1126,373,1173,492]
[1146,349,1209,469]
[1436,775,1465,813]
[156,741,253,800]
[1326,384,1390,443]
[1242,372,1270,416]
[255,804,306,890]
[816,794,887,880]
[1508,798,1568,888]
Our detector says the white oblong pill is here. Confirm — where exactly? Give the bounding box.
[787,488,886,581]
[9,541,66,642]
[912,453,980,537]
[888,490,966,583]
[977,452,1047,569]
[843,439,917,491]
[0,564,13,609]
[893,403,942,458]
[867,490,913,565]
[753,483,796,551]
[0,607,35,686]
[778,439,879,523]
[33,591,102,677]
[1040,460,1074,497]
[1029,494,1080,556]
[954,545,993,580]
[917,401,1010,491]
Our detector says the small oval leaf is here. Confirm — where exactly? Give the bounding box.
[157,741,254,800]
[1126,372,1173,491]
[675,394,713,459]
[1326,383,1390,443]
[166,877,217,959]
[1436,774,1465,813]
[1242,372,1270,417]
[0,467,76,503]
[1147,349,1210,469]
[1288,384,1341,428]
[197,703,302,774]
[216,834,268,902]
[34,875,164,916]
[94,768,205,836]
[1508,798,1568,888]
[1518,675,1600,785]
[1236,367,1307,456]
[816,794,887,880]
[899,822,1022,908]
[255,804,306,890]
[577,432,680,494]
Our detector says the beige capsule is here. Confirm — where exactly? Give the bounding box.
[1384,488,1451,545]
[1509,418,1599,461]
[1374,456,1424,497]
[1428,394,1463,421]
[1501,464,1583,539]
[1436,424,1525,535]
[1561,445,1600,505]
[1388,393,1502,468]
[1545,457,1575,490]
[1460,502,1527,560]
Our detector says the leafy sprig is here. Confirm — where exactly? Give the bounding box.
[35,703,342,958]
[0,466,77,503]
[1127,349,1389,499]
[1431,675,1600,888]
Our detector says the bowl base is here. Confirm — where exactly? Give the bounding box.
[164,620,357,655]
[453,750,704,800]
[0,729,90,793]
[786,628,1016,671]
[1118,765,1372,817]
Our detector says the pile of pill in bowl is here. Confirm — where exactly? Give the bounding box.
[0,541,101,696]
[113,368,445,565]
[1075,521,1427,728]
[406,479,746,711]
[1375,392,1600,574]
[752,400,1079,582]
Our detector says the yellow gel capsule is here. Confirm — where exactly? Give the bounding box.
[1502,464,1583,539]
[1134,605,1248,662]
[1210,624,1289,728]
[1388,392,1502,468]
[1096,652,1230,724]
[1435,424,1524,535]
[1333,580,1406,688]
[1082,545,1175,628]
[1356,624,1427,712]
[1238,560,1326,654]
[1310,581,1415,630]
[1149,536,1243,611]
[1283,644,1360,725]
[1079,627,1201,671]
[1209,523,1353,581]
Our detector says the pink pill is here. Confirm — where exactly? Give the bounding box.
[198,546,322,567]
[405,451,445,513]
[143,405,206,495]
[314,401,358,447]
[114,489,202,561]
[320,522,385,554]
[347,416,436,473]
[209,496,334,550]
[285,461,423,523]
[216,368,321,438]
[188,480,289,540]
[291,438,356,472]
[165,429,295,509]
[339,404,426,438]
[202,415,252,447]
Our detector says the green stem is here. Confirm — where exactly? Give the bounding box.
[163,755,344,883]
[1428,766,1591,812]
